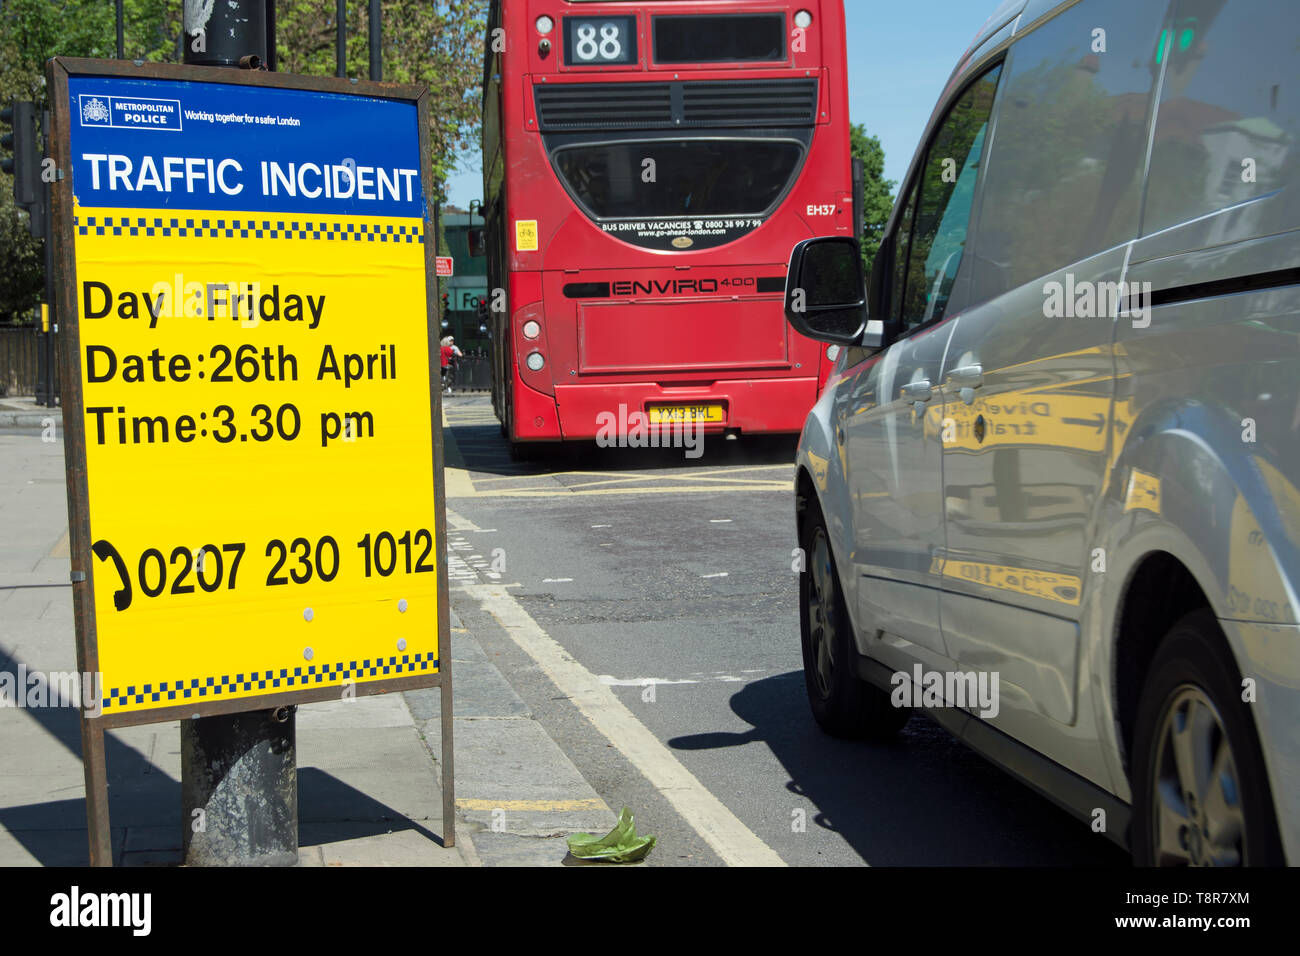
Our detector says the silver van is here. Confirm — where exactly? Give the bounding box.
[785,0,1299,865]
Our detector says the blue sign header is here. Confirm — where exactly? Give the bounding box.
[68,75,425,218]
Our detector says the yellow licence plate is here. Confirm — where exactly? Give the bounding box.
[647,404,725,425]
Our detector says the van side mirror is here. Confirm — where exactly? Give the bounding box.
[784,236,879,347]
[468,228,486,257]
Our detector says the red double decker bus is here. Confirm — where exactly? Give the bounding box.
[478,0,853,455]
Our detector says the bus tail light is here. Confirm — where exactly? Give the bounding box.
[526,352,546,372]
[523,320,541,340]
[795,10,814,28]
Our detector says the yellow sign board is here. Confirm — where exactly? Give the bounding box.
[516,219,539,252]
[57,67,445,719]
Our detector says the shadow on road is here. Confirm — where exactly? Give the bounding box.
[445,417,800,479]
[0,645,446,865]
[670,670,1130,866]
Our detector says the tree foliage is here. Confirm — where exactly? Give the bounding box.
[0,1,487,321]
[274,0,486,188]
[849,123,895,276]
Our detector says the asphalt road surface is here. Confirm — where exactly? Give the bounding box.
[442,394,1129,866]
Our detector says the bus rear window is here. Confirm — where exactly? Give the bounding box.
[553,139,803,219]
[653,15,786,63]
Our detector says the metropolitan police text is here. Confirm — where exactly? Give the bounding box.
[80,154,419,202]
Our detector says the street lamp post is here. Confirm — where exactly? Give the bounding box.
[176,0,299,868]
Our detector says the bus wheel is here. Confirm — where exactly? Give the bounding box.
[509,440,561,462]
[1130,610,1283,866]
[799,499,910,739]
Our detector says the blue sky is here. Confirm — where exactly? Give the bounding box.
[443,0,994,207]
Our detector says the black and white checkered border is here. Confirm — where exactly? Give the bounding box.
[75,215,424,242]
[103,652,438,710]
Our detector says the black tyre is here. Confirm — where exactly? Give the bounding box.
[799,499,910,739]
[1130,609,1284,866]
[509,438,564,462]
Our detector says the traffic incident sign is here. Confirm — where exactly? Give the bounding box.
[436,256,454,277]
[48,59,454,863]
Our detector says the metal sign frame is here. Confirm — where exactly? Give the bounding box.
[47,57,453,865]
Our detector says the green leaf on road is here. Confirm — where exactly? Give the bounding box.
[566,807,656,863]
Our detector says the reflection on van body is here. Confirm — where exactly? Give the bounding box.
[788,0,1300,865]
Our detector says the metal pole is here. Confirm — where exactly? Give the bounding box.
[368,0,381,81]
[265,1,277,71]
[181,707,299,865]
[174,0,297,866]
[432,191,456,845]
[184,0,268,67]
[336,0,347,78]
[115,0,124,59]
[41,111,55,408]
[81,720,112,865]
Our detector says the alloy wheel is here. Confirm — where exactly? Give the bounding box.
[806,528,837,699]
[1150,685,1246,866]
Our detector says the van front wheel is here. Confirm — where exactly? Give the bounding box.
[799,504,910,739]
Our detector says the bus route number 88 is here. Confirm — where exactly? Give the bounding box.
[572,20,627,63]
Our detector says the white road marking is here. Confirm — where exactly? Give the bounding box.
[600,673,761,687]
[701,572,729,579]
[461,580,787,867]
[591,524,612,529]
[447,511,484,533]
[445,513,505,584]
[709,519,733,524]
[600,676,699,687]
[542,578,574,583]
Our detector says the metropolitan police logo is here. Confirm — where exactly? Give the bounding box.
[81,96,110,124]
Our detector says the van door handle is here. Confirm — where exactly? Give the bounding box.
[948,364,984,388]
[900,380,933,403]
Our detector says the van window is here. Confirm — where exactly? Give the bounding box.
[894,64,1001,330]
[968,0,1166,303]
[1143,0,1299,236]
[888,190,917,321]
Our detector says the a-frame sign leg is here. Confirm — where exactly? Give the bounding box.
[440,669,456,848]
[80,714,112,866]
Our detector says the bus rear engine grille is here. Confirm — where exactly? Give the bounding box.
[534,79,819,131]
